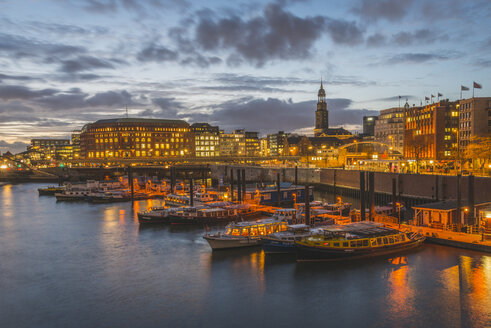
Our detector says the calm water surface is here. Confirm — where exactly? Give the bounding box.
[0,183,490,328]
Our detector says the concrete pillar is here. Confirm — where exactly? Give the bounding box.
[360,171,365,221]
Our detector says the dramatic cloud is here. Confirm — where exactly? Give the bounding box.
[0,85,58,101]
[325,18,364,45]
[388,53,450,64]
[58,56,117,73]
[353,0,414,22]
[192,4,326,66]
[181,97,377,135]
[0,33,85,59]
[0,73,38,82]
[0,140,29,154]
[391,29,445,46]
[137,44,179,62]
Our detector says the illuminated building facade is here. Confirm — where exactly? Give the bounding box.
[30,139,72,160]
[245,132,260,157]
[458,97,491,153]
[71,130,81,159]
[404,100,459,160]
[191,123,220,157]
[219,130,246,156]
[80,118,193,159]
[374,105,405,153]
[267,131,287,156]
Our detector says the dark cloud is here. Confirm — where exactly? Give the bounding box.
[57,56,117,73]
[388,53,450,64]
[82,0,190,15]
[151,97,183,117]
[0,85,58,101]
[179,54,222,68]
[0,101,35,113]
[0,33,85,59]
[325,18,364,45]
[86,90,133,107]
[137,43,179,62]
[181,97,376,135]
[0,84,138,111]
[192,4,326,66]
[353,0,414,23]
[391,29,445,46]
[0,140,29,154]
[0,73,37,82]
[366,33,387,47]
[37,89,137,110]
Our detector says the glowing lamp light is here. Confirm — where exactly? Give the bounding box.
[0,164,7,169]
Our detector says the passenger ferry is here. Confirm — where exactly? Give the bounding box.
[38,186,65,196]
[55,189,92,201]
[138,207,193,224]
[169,207,239,225]
[295,222,425,261]
[262,224,321,254]
[203,218,288,250]
[164,192,216,207]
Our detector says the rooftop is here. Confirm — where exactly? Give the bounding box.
[92,118,188,125]
[412,200,491,211]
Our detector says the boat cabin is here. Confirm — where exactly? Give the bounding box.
[224,221,288,237]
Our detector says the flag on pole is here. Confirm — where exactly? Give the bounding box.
[437,92,443,97]
[425,96,430,101]
[473,82,482,89]
[461,85,469,91]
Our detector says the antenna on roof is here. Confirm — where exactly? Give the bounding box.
[125,106,128,118]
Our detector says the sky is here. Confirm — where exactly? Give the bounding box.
[1,0,490,153]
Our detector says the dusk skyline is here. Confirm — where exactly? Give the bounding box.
[1,0,490,153]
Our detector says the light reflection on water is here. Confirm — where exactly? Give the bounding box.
[0,183,490,328]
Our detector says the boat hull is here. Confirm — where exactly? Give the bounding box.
[138,215,171,224]
[203,236,262,250]
[296,238,425,262]
[262,239,296,254]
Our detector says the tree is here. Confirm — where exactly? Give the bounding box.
[464,136,491,173]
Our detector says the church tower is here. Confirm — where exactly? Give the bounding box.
[314,80,329,137]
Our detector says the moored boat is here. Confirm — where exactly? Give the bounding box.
[169,207,239,225]
[203,218,288,250]
[38,186,65,196]
[295,222,425,261]
[261,224,318,254]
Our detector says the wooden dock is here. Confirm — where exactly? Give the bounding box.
[385,223,491,253]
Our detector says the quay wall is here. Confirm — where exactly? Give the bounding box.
[211,165,491,203]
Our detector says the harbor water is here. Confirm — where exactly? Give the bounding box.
[1,183,490,328]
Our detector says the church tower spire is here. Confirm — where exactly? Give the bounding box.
[314,79,328,137]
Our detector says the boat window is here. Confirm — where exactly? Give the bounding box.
[362,240,369,247]
[371,239,377,246]
[350,241,356,247]
[266,226,273,234]
[394,235,400,242]
[356,240,363,247]
[250,227,258,237]
[389,237,394,244]
[383,237,388,245]
[401,234,406,241]
[377,238,382,245]
[258,226,266,235]
[333,242,340,247]
[232,229,240,236]
[241,228,249,237]
[343,242,348,247]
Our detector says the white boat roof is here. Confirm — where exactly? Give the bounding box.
[288,224,309,229]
